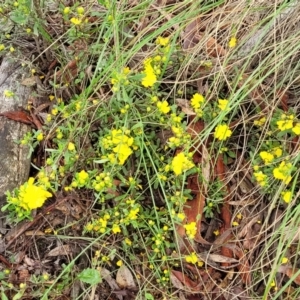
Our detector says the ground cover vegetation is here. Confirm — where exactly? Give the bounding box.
[1,0,300,299]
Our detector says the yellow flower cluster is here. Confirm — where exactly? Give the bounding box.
[85,214,110,233]
[253,171,268,187]
[229,37,237,48]
[218,99,229,111]
[140,36,170,88]
[281,191,292,203]
[190,93,204,117]
[91,172,113,192]
[157,100,170,114]
[214,124,232,141]
[10,178,52,211]
[4,90,14,97]
[254,117,266,127]
[171,152,194,176]
[112,224,121,234]
[102,129,136,165]
[156,36,169,47]
[259,147,282,165]
[168,124,190,148]
[292,123,300,135]
[66,6,86,26]
[259,151,274,164]
[273,161,293,184]
[277,113,294,131]
[141,58,157,87]
[185,252,203,266]
[71,170,89,188]
[184,221,197,239]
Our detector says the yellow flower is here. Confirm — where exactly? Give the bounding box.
[51,108,58,115]
[127,207,139,220]
[70,17,82,25]
[141,59,157,87]
[229,37,237,48]
[177,213,185,221]
[125,238,132,245]
[273,161,293,184]
[4,90,14,97]
[218,99,229,111]
[63,6,70,14]
[157,100,170,114]
[68,142,76,151]
[113,143,133,165]
[184,222,197,239]
[253,171,267,187]
[214,124,232,141]
[282,257,289,264]
[17,177,52,210]
[112,224,121,234]
[281,191,292,203]
[10,47,15,52]
[213,230,220,236]
[232,221,239,226]
[36,132,44,141]
[191,93,204,109]
[116,260,123,267]
[77,6,85,14]
[77,170,89,185]
[277,114,294,131]
[0,44,5,51]
[272,147,282,158]
[171,152,194,176]
[156,36,169,46]
[270,280,276,288]
[236,213,243,219]
[185,252,198,264]
[259,151,274,164]
[254,117,266,127]
[292,123,300,135]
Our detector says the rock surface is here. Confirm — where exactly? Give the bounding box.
[0,57,31,212]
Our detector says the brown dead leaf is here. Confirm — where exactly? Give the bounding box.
[227,244,251,285]
[116,265,136,289]
[21,76,37,87]
[24,255,35,267]
[206,254,238,264]
[0,110,33,126]
[175,98,195,116]
[100,268,122,300]
[170,270,200,292]
[46,244,72,257]
[215,156,233,267]
[182,18,202,50]
[278,266,300,285]
[176,192,211,247]
[202,33,226,57]
[201,144,210,194]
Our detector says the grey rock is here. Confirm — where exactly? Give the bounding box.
[0,57,32,216]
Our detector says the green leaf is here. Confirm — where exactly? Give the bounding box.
[1,291,8,300]
[145,293,154,300]
[94,158,109,164]
[10,11,28,25]
[78,268,102,285]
